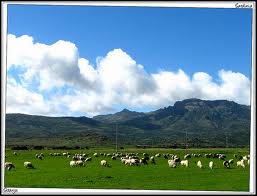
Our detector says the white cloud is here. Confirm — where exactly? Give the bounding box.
[6,77,51,115]
[6,34,251,116]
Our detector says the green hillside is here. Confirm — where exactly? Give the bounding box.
[5,99,250,148]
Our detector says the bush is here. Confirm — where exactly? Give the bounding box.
[33,146,44,150]
[11,145,28,150]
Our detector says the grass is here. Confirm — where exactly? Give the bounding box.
[4,148,250,191]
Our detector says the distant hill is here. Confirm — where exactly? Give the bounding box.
[5,99,251,148]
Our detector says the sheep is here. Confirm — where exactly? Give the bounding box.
[131,158,140,166]
[242,156,248,161]
[248,159,250,165]
[229,159,234,164]
[85,157,92,162]
[209,161,214,169]
[13,152,17,156]
[218,154,226,160]
[143,153,149,157]
[111,156,116,160]
[163,154,168,159]
[76,160,85,167]
[5,162,15,171]
[37,155,43,160]
[237,159,245,168]
[150,156,156,164]
[24,161,34,169]
[180,160,189,167]
[197,160,202,169]
[155,153,161,157]
[70,160,85,167]
[63,152,67,156]
[124,159,131,165]
[223,160,230,168]
[184,154,191,159]
[40,153,44,157]
[93,153,98,157]
[140,157,148,165]
[70,160,77,167]
[100,160,108,167]
[168,159,176,168]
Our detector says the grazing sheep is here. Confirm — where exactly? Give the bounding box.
[13,152,17,156]
[24,161,34,169]
[85,157,92,162]
[140,157,148,165]
[229,159,234,164]
[35,154,39,158]
[218,154,226,160]
[49,153,53,156]
[100,160,108,167]
[40,153,44,157]
[143,153,149,157]
[130,158,140,166]
[242,156,248,161]
[155,153,161,157]
[63,153,67,156]
[93,153,98,157]
[76,160,85,167]
[184,154,191,159]
[180,160,189,167]
[223,160,230,168]
[209,161,214,169]
[37,155,43,160]
[70,160,77,167]
[197,160,202,169]
[5,162,15,171]
[124,159,131,166]
[150,156,156,164]
[237,160,245,168]
[70,160,85,167]
[111,156,116,160]
[163,154,168,159]
[168,159,176,168]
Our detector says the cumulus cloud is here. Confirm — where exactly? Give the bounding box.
[6,34,251,116]
[6,77,51,115]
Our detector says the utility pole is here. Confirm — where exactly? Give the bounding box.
[185,130,188,153]
[115,124,118,153]
[225,132,228,148]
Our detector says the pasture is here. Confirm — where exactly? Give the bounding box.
[4,148,250,191]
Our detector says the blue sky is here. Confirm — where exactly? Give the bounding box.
[6,4,253,116]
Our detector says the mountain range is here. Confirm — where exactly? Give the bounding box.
[5,98,251,148]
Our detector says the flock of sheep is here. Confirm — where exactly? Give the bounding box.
[5,151,250,171]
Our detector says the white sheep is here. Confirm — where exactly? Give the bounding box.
[237,159,245,168]
[70,160,77,167]
[100,160,108,167]
[247,159,250,165]
[168,159,176,168]
[13,152,17,156]
[197,160,202,169]
[76,160,85,167]
[5,162,15,171]
[180,160,189,167]
[229,159,234,164]
[223,160,230,168]
[24,161,34,169]
[209,161,214,169]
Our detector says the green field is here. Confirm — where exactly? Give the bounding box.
[4,148,250,191]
